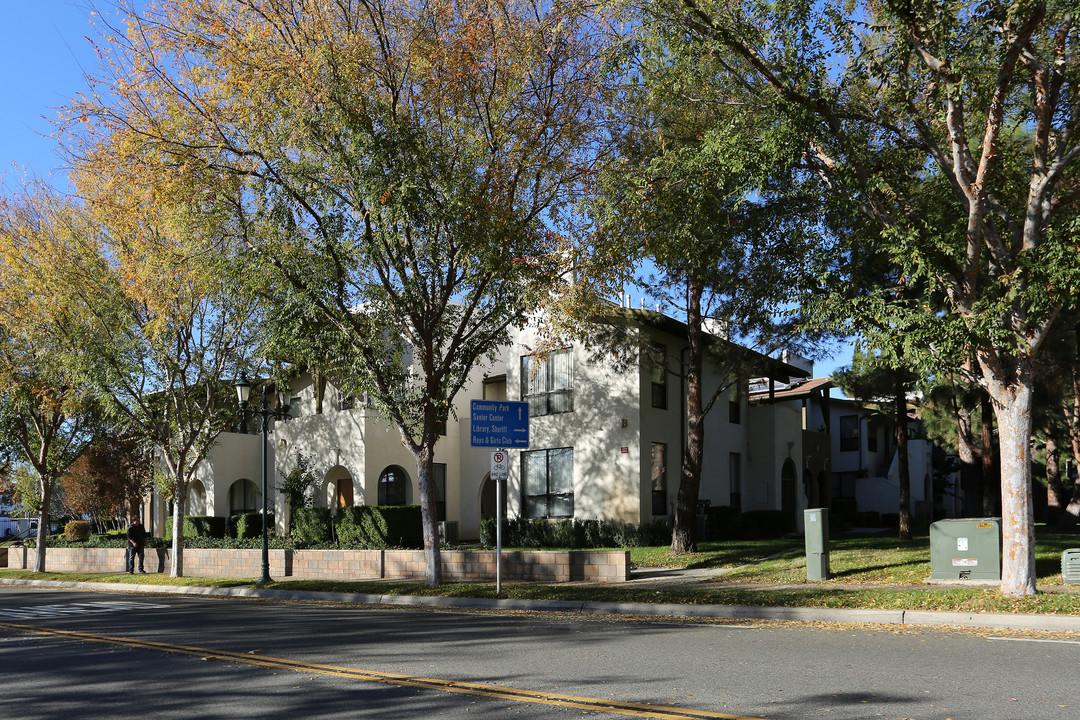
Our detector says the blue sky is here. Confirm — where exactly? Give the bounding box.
[1,1,854,381]
[0,1,112,185]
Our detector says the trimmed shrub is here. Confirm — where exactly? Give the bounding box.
[291,507,334,546]
[480,517,672,549]
[739,510,789,539]
[705,505,743,540]
[335,505,423,549]
[164,515,228,541]
[480,517,497,547]
[551,519,578,548]
[64,520,91,542]
[232,512,272,540]
[831,497,857,529]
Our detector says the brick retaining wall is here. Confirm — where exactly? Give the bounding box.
[2,546,629,582]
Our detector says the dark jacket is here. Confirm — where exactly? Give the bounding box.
[127,523,147,548]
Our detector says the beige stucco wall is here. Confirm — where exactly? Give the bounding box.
[504,322,642,524]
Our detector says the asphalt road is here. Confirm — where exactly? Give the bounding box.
[2,586,1078,720]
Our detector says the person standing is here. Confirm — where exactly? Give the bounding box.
[126,517,148,574]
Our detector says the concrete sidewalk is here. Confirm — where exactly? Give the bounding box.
[4,576,1080,633]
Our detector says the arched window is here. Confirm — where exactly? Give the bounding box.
[378,465,409,506]
[229,479,261,515]
[187,480,207,516]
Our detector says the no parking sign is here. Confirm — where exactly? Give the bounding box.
[490,450,509,481]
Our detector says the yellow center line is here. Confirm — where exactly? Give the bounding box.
[1,621,768,720]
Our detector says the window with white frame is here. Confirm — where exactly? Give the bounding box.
[521,348,573,416]
[522,447,574,518]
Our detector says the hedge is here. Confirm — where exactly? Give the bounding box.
[162,515,229,541]
[480,518,669,549]
[336,505,423,549]
[231,512,273,540]
[291,507,334,546]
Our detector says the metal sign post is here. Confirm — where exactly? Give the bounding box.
[491,449,509,595]
[472,401,526,597]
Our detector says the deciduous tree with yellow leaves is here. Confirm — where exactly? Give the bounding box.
[66,0,609,584]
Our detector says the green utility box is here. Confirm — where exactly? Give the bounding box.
[929,518,1001,581]
[804,508,830,581]
[1062,549,1080,585]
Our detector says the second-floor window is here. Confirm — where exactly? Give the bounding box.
[650,344,667,409]
[521,348,573,416]
[840,415,860,452]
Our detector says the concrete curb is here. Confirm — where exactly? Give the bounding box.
[4,577,1080,631]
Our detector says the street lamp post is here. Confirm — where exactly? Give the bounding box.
[235,374,291,584]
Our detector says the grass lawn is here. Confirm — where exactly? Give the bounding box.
[630,528,1080,586]
[3,528,1079,616]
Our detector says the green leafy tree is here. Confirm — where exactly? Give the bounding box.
[67,0,607,584]
[0,200,100,568]
[278,452,320,535]
[61,435,153,531]
[1,179,259,578]
[651,0,1080,597]
[833,345,920,540]
[588,15,829,552]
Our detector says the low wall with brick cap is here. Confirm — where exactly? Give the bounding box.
[2,547,630,582]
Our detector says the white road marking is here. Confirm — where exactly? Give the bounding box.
[0,601,170,619]
[988,637,1080,646]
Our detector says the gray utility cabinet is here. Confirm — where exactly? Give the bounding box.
[804,508,830,581]
[929,518,1001,581]
[1062,549,1080,584]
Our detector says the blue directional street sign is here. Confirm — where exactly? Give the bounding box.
[470,400,529,448]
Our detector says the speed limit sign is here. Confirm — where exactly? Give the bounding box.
[490,450,509,481]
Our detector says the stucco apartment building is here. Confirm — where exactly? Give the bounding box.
[150,309,815,541]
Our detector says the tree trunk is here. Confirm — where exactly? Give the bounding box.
[954,394,982,515]
[981,367,1036,598]
[1059,323,1080,530]
[170,469,186,578]
[980,391,999,516]
[895,379,911,541]
[414,439,443,587]
[1045,432,1067,524]
[33,474,53,573]
[412,400,442,586]
[671,278,704,555]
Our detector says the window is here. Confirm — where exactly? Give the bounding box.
[433,463,447,522]
[729,453,742,509]
[867,426,878,452]
[522,447,574,518]
[840,415,860,452]
[651,443,668,516]
[229,479,261,515]
[378,465,409,506]
[650,344,667,409]
[521,348,573,416]
[729,384,741,424]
